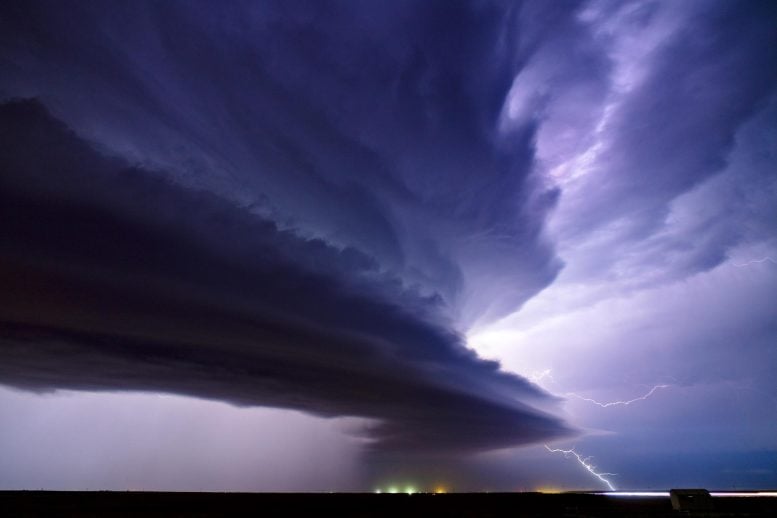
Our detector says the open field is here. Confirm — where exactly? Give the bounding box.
[1,491,776,517]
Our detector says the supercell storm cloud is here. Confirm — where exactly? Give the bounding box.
[0,0,571,453]
[1,0,776,490]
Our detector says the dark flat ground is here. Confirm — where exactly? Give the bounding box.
[1,491,776,517]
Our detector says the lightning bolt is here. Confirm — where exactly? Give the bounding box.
[544,445,616,491]
[732,257,777,267]
[565,384,670,408]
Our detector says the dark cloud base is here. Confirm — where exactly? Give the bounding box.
[0,99,571,452]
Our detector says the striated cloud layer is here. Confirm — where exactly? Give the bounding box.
[0,98,569,453]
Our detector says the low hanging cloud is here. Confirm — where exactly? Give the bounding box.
[0,99,571,452]
[0,1,580,452]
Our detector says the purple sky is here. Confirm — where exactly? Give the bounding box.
[1,0,775,491]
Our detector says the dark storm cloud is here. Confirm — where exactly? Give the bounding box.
[0,0,566,328]
[0,0,579,452]
[0,99,570,452]
[1,0,776,491]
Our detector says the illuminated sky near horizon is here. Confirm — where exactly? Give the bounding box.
[1,0,775,491]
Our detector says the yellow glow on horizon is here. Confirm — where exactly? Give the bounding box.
[536,486,563,494]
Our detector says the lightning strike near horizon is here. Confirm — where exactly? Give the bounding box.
[544,445,616,491]
[564,385,670,408]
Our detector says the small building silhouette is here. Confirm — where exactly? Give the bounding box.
[669,489,713,512]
